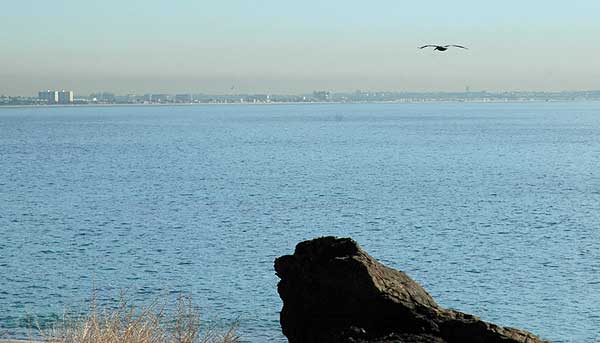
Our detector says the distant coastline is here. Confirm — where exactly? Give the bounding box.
[1,98,600,110]
[3,90,600,107]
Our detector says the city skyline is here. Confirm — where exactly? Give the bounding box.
[2,1,600,94]
[4,85,600,100]
[3,88,600,106]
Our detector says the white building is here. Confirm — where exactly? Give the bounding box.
[38,90,58,104]
[58,90,74,104]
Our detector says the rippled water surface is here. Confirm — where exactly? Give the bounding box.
[1,103,599,343]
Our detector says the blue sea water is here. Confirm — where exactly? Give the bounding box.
[0,103,599,343]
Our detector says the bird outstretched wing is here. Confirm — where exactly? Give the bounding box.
[419,45,438,49]
[445,45,468,49]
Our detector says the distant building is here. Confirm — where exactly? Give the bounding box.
[114,94,139,103]
[175,94,193,103]
[312,91,331,101]
[90,92,116,103]
[58,90,74,104]
[153,94,171,103]
[38,90,73,104]
[144,94,172,103]
[38,90,58,104]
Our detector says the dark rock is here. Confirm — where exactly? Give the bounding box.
[275,236,549,343]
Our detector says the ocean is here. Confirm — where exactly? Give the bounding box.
[1,103,599,342]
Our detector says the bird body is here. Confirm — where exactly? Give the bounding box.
[419,44,468,51]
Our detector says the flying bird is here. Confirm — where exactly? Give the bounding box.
[419,44,468,51]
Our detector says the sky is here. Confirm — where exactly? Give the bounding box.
[2,0,600,95]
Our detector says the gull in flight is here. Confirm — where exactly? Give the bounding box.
[419,44,468,51]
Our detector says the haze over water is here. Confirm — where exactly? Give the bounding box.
[1,103,599,343]
[3,1,600,94]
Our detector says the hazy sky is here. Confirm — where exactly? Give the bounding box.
[2,0,600,95]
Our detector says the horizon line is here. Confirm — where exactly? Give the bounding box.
[3,89,600,98]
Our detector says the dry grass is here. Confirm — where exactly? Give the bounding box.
[38,295,239,343]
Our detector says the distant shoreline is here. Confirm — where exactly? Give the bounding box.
[1,99,599,109]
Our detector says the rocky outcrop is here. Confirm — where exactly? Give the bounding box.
[274,237,549,343]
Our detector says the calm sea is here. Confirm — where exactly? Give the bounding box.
[1,103,599,343]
